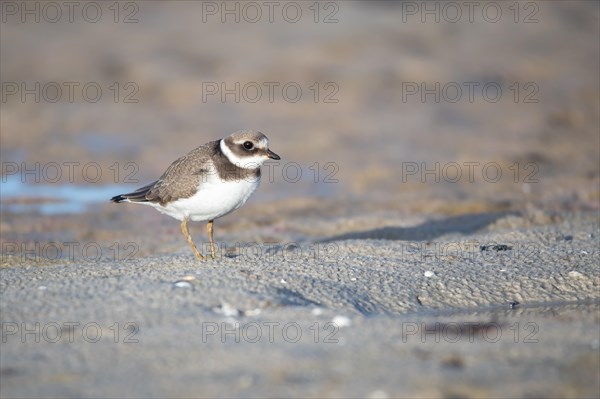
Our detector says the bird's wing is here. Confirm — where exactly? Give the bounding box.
[145,142,216,206]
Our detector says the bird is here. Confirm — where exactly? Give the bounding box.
[110,130,280,260]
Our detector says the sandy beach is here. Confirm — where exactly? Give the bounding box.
[1,208,598,397]
[1,1,599,398]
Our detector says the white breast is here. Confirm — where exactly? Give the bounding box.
[149,170,260,222]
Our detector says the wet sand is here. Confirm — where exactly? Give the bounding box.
[1,1,599,398]
[1,209,599,397]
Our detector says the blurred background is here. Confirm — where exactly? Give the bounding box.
[1,1,598,258]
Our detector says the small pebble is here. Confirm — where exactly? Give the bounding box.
[244,308,262,316]
[480,244,512,251]
[173,281,193,288]
[332,315,352,328]
[424,271,434,278]
[213,303,240,317]
[493,244,512,251]
[568,271,585,278]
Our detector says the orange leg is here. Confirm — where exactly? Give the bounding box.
[181,219,204,260]
[207,220,215,259]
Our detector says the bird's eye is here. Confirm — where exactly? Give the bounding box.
[243,141,254,150]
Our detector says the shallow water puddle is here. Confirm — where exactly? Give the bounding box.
[0,175,138,215]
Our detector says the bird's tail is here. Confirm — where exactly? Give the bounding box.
[110,181,157,203]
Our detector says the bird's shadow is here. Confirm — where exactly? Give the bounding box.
[319,211,516,243]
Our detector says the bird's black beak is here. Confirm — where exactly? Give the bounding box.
[266,149,280,160]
